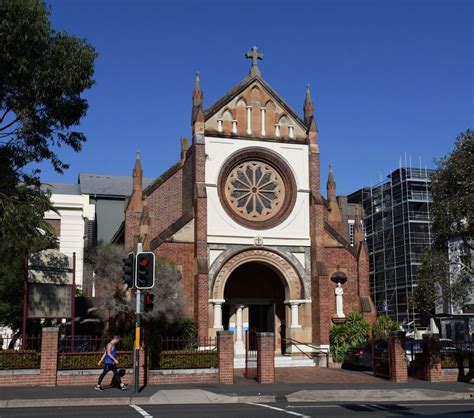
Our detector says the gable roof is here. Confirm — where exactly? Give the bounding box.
[203,74,307,131]
[78,173,154,197]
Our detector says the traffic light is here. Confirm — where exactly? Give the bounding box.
[122,252,135,288]
[144,292,154,312]
[135,252,155,289]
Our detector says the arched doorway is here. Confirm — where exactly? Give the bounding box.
[210,248,306,355]
[223,262,286,353]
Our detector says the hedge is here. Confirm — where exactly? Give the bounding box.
[0,350,41,369]
[58,351,133,370]
[159,350,218,369]
[441,353,470,369]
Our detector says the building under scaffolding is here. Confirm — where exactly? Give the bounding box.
[349,167,434,329]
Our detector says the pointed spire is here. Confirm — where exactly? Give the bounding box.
[128,151,144,213]
[132,151,143,192]
[192,71,203,108]
[180,136,189,161]
[192,71,205,134]
[304,84,314,127]
[327,164,336,198]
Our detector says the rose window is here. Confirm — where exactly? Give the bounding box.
[224,161,286,223]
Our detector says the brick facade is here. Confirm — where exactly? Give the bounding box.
[123,59,374,349]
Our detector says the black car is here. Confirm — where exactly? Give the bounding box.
[342,340,387,370]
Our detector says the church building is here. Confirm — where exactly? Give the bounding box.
[124,48,375,354]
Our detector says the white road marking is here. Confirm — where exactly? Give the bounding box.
[287,402,474,409]
[130,404,153,418]
[247,402,310,417]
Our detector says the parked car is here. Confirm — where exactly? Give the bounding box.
[342,340,387,371]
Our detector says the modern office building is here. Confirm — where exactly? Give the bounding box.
[349,166,434,329]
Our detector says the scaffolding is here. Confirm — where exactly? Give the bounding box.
[353,165,434,329]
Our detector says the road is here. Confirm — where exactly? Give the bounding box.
[1,401,474,417]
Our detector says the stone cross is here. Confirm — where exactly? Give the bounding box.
[245,46,264,76]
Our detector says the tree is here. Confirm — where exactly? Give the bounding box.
[90,243,184,331]
[413,130,474,315]
[0,0,97,188]
[0,0,96,332]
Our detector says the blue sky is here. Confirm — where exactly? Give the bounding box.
[42,0,473,195]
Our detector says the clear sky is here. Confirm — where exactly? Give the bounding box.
[42,0,473,195]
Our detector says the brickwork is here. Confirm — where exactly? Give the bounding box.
[388,331,408,383]
[217,331,234,384]
[193,138,209,340]
[148,370,218,384]
[155,242,195,317]
[39,327,59,387]
[257,333,275,384]
[147,166,184,240]
[422,333,443,382]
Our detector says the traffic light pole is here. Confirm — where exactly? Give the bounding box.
[134,242,142,393]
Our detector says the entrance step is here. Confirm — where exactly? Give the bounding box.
[234,355,315,368]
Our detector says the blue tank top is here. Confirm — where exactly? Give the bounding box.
[105,345,117,365]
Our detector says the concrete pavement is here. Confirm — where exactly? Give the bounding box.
[0,381,473,409]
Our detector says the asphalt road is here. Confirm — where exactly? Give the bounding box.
[1,401,474,417]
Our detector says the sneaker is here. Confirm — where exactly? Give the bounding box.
[120,383,128,391]
[94,385,103,391]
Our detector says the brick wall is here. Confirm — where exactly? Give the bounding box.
[39,327,58,387]
[155,242,195,317]
[388,331,408,383]
[217,331,234,384]
[257,333,275,384]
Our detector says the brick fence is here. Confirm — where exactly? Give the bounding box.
[0,328,234,387]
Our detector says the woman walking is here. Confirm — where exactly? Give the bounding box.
[95,336,127,391]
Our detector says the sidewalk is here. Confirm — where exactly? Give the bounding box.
[0,380,472,409]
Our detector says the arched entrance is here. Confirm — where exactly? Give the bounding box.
[223,262,286,353]
[209,248,307,355]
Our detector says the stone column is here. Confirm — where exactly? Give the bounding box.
[285,300,303,329]
[40,327,59,387]
[260,108,266,136]
[257,332,275,384]
[210,299,225,330]
[235,305,245,355]
[217,331,234,384]
[246,106,252,134]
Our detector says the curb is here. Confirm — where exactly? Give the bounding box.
[0,390,472,408]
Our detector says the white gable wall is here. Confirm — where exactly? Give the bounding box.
[205,136,310,247]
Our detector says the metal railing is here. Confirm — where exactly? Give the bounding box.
[0,334,42,370]
[282,337,329,367]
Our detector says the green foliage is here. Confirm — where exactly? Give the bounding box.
[430,130,474,247]
[329,312,370,363]
[159,350,218,369]
[0,0,96,333]
[0,0,97,184]
[372,314,400,339]
[58,351,133,370]
[0,350,40,369]
[413,130,474,315]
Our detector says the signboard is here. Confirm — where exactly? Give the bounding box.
[28,284,72,318]
[26,249,74,319]
[28,249,73,285]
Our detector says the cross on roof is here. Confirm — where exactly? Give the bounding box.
[245,46,264,77]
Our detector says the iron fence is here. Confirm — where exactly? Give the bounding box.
[0,335,42,370]
[245,330,258,379]
[154,336,217,370]
[57,335,133,370]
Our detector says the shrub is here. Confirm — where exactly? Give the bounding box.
[330,312,370,363]
[58,351,133,370]
[0,350,40,369]
[159,350,218,369]
[372,315,400,339]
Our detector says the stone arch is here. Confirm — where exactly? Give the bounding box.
[236,98,247,135]
[221,108,234,134]
[211,247,304,301]
[278,114,290,138]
